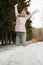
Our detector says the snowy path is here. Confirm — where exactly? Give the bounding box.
[0,42,43,65]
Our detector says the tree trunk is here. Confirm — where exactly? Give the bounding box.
[5,31,8,45]
[12,32,16,44]
[9,32,12,44]
[1,32,4,45]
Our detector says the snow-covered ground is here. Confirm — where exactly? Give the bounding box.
[0,41,43,65]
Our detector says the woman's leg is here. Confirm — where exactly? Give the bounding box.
[15,32,21,46]
[21,32,26,46]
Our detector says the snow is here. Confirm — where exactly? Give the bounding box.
[0,42,43,65]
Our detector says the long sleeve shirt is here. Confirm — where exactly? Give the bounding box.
[14,4,37,32]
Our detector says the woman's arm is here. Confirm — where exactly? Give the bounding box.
[26,9,39,20]
[14,4,18,17]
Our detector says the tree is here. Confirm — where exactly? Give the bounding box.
[25,11,32,41]
[0,0,16,44]
[0,0,32,44]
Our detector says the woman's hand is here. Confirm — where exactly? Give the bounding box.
[34,9,39,13]
[14,4,18,7]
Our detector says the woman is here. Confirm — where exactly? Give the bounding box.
[14,4,38,46]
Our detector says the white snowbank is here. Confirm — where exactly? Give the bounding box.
[0,41,43,65]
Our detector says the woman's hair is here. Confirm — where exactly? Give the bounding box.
[18,8,27,17]
[22,8,27,12]
[19,8,27,13]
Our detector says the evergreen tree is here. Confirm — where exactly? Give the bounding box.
[0,0,32,44]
